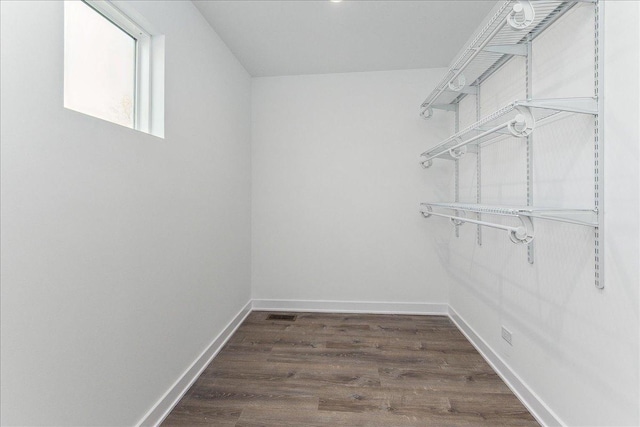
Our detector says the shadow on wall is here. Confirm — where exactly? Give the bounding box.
[434,221,636,413]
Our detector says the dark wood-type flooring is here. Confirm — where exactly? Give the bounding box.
[162,312,539,426]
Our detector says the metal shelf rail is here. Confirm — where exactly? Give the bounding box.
[419,202,598,244]
[419,0,586,119]
[419,97,597,167]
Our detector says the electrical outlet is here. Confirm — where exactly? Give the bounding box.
[501,326,513,345]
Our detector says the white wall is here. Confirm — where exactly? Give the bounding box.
[0,1,251,425]
[446,3,639,426]
[251,69,453,305]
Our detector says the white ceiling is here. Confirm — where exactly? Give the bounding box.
[193,0,497,77]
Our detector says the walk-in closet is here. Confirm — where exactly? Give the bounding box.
[1,1,638,426]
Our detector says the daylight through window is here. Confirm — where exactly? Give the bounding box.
[64,1,141,129]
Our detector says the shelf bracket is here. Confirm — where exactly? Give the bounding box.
[517,97,598,115]
[419,156,432,169]
[420,103,457,119]
[483,44,528,57]
[450,209,465,226]
[508,0,535,30]
[432,104,457,112]
[449,145,467,160]
[448,74,466,91]
[509,216,534,244]
[445,85,478,95]
[508,106,535,137]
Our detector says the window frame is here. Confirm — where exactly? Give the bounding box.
[76,0,152,133]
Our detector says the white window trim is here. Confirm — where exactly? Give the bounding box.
[82,0,152,134]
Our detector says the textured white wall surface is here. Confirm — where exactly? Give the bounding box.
[0,1,251,425]
[251,69,454,304]
[445,3,639,426]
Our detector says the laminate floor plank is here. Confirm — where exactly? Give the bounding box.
[162,312,539,426]
[201,360,382,388]
[162,404,241,426]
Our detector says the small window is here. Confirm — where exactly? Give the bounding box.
[64,0,156,133]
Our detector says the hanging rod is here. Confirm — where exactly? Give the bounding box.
[421,202,598,228]
[420,204,534,244]
[420,1,579,118]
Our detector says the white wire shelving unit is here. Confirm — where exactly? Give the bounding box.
[419,202,598,244]
[419,97,597,167]
[419,0,590,118]
[416,0,604,287]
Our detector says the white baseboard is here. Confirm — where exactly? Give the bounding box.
[448,307,563,427]
[251,299,449,315]
[136,300,252,427]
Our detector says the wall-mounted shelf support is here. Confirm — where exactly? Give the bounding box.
[445,86,478,95]
[482,44,528,56]
[476,85,482,246]
[518,97,597,114]
[448,74,467,91]
[526,32,534,264]
[593,0,604,288]
[507,0,535,30]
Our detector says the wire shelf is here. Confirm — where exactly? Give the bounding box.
[420,202,598,227]
[419,97,597,164]
[419,0,584,117]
